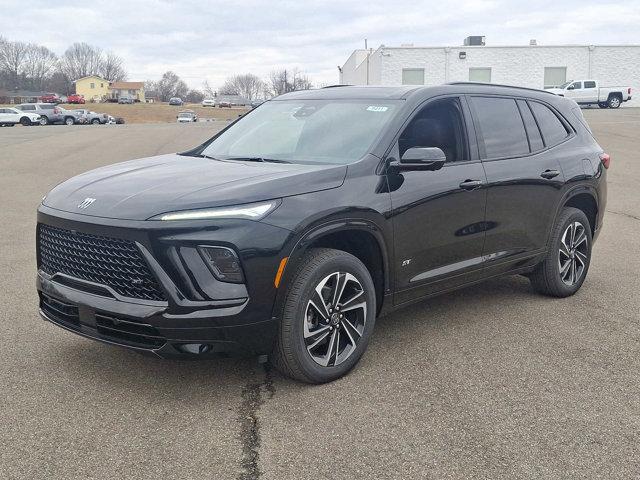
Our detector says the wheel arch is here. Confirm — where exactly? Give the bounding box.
[272,219,391,318]
[551,186,599,240]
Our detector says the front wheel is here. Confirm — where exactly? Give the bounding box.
[271,248,376,383]
[39,116,49,125]
[530,207,592,297]
[20,117,31,126]
[91,118,100,124]
[64,117,74,125]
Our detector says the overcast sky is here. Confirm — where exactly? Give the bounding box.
[1,0,638,89]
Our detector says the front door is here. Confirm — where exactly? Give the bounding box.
[388,97,488,305]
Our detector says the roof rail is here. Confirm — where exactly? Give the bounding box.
[321,84,353,88]
[447,81,555,95]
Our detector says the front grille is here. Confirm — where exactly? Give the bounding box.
[38,224,165,301]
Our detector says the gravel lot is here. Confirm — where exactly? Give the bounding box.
[1,111,638,479]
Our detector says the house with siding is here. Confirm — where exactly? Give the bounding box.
[108,81,145,102]
[75,75,110,102]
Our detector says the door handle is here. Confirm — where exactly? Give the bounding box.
[540,169,560,179]
[459,179,483,190]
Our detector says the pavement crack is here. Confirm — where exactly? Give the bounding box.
[606,209,640,222]
[237,363,275,480]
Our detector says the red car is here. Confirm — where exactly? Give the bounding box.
[67,94,85,104]
[39,93,60,104]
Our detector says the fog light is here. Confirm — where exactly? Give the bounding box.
[198,246,245,283]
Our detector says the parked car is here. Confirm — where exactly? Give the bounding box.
[39,93,60,104]
[36,84,608,383]
[118,96,134,104]
[15,103,65,125]
[57,108,87,125]
[106,115,125,124]
[201,98,216,107]
[177,110,198,123]
[547,79,632,108]
[169,97,184,106]
[67,94,85,104]
[73,109,108,124]
[0,107,41,126]
[217,101,232,108]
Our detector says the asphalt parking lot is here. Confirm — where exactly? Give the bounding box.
[1,111,639,479]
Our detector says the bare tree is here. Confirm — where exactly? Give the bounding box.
[219,73,264,100]
[0,39,29,89]
[267,68,313,97]
[101,52,127,82]
[186,89,204,103]
[202,79,216,98]
[153,71,189,101]
[23,44,58,90]
[59,42,105,81]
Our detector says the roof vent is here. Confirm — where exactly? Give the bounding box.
[463,36,485,46]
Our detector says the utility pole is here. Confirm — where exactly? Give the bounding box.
[365,39,370,85]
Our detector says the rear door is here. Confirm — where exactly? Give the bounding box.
[468,95,568,275]
[582,81,598,103]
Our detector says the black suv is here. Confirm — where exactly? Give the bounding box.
[36,84,608,383]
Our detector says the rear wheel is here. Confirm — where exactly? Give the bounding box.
[530,207,592,297]
[272,248,376,383]
[608,95,622,109]
[91,118,100,124]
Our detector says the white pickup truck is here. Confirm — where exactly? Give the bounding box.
[547,80,632,108]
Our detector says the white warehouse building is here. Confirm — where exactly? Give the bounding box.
[339,39,640,106]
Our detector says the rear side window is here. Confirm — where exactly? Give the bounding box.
[529,101,569,147]
[20,105,35,111]
[40,104,55,110]
[516,100,544,152]
[584,81,596,88]
[471,97,529,159]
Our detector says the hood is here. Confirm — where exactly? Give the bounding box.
[43,153,347,220]
[546,88,564,96]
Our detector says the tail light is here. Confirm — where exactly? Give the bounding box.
[629,87,632,95]
[599,153,611,169]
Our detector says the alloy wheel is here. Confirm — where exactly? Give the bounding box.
[558,221,589,286]
[304,272,367,367]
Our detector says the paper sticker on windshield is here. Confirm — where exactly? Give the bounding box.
[366,106,389,112]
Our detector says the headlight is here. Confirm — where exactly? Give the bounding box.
[150,200,280,221]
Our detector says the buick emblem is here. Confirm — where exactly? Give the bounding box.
[77,197,96,209]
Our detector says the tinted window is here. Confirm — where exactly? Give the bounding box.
[471,97,529,159]
[529,101,568,147]
[516,100,544,152]
[584,81,596,88]
[20,105,35,111]
[40,104,55,110]
[570,82,582,89]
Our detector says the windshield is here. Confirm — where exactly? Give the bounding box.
[201,99,400,165]
[558,81,573,88]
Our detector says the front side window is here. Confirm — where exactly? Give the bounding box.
[402,69,425,85]
[21,105,35,111]
[470,97,529,159]
[398,97,468,162]
[529,101,569,147]
[202,100,400,165]
[570,82,582,90]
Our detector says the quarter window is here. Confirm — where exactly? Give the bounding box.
[529,101,569,147]
[471,97,529,159]
[401,68,425,85]
[516,100,544,152]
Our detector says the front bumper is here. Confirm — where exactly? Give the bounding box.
[36,206,294,357]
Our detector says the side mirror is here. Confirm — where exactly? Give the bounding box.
[392,147,446,171]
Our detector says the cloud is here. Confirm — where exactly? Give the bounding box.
[1,0,639,89]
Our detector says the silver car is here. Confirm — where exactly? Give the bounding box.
[73,109,108,125]
[15,103,64,125]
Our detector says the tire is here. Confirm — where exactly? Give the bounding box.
[91,118,100,124]
[20,117,31,126]
[598,102,608,109]
[40,116,49,126]
[608,95,622,109]
[271,248,376,383]
[529,207,592,297]
[64,117,74,125]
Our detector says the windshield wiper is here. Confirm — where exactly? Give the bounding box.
[224,157,291,164]
[199,154,221,160]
